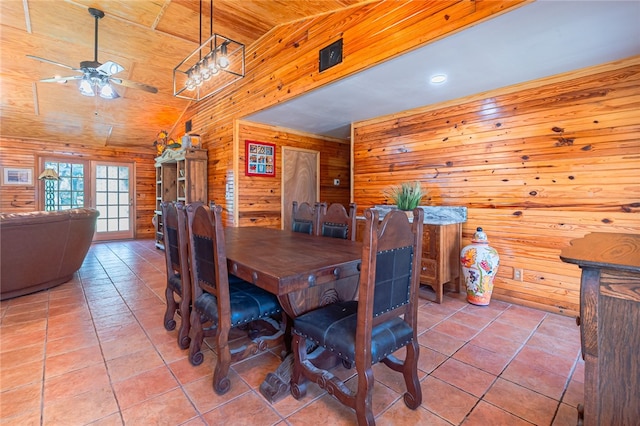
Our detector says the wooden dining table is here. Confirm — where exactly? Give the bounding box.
[223,226,363,403]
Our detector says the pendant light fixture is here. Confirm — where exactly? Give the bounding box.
[173,0,245,101]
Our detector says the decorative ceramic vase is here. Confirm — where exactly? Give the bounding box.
[460,227,500,306]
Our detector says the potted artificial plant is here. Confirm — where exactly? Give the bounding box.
[386,181,425,211]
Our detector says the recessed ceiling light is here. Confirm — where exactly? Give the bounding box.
[430,74,447,84]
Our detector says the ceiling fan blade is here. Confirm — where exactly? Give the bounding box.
[97,61,124,76]
[26,55,81,72]
[39,75,83,83]
[110,78,158,94]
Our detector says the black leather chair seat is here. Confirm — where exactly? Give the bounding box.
[293,300,413,365]
[321,222,348,239]
[194,280,281,327]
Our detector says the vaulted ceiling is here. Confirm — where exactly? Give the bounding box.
[2,1,638,151]
[0,0,366,149]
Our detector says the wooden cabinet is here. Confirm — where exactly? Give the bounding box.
[419,222,461,303]
[560,233,640,426]
[356,219,461,303]
[155,148,207,249]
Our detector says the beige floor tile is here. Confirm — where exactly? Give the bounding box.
[464,401,533,426]
[112,365,180,410]
[431,357,497,397]
[420,376,478,425]
[121,388,199,425]
[0,381,42,420]
[43,386,119,425]
[44,363,110,403]
[182,371,250,413]
[484,378,558,425]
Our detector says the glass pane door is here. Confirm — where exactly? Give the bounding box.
[93,162,134,240]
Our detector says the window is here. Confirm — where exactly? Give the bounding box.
[42,160,86,210]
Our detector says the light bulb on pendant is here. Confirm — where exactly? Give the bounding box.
[185,70,196,91]
[201,58,211,81]
[217,44,230,69]
[192,64,202,86]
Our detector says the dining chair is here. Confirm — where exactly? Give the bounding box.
[290,208,424,425]
[316,202,357,240]
[160,201,191,349]
[185,201,284,395]
[291,201,317,234]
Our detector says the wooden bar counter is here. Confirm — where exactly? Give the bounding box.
[560,232,640,426]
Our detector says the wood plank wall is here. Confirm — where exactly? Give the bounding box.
[352,57,640,316]
[182,0,527,226]
[0,138,156,238]
[235,121,350,227]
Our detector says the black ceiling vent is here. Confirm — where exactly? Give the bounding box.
[319,39,343,72]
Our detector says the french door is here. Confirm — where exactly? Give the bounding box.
[39,158,135,240]
[92,162,134,240]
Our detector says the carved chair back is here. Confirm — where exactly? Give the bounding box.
[185,201,283,394]
[291,201,318,235]
[316,202,357,240]
[290,208,424,425]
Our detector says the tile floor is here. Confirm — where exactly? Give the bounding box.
[0,239,584,425]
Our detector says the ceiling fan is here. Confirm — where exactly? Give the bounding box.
[27,7,158,99]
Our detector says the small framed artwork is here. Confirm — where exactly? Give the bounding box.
[245,140,276,177]
[2,167,34,186]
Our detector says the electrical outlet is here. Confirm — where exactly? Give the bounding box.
[513,268,523,281]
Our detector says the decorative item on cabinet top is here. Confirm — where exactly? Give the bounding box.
[384,181,425,211]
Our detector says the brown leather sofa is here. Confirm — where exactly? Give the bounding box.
[0,208,99,300]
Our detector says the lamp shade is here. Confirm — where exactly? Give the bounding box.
[38,168,60,181]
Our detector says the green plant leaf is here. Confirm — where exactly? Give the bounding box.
[385,181,424,210]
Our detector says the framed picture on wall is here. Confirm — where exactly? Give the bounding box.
[245,140,276,177]
[2,167,34,186]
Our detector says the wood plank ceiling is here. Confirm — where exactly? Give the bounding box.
[0,0,367,149]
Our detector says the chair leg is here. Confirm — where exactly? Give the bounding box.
[188,309,204,366]
[355,366,375,426]
[402,340,422,409]
[177,294,191,349]
[164,286,177,331]
[213,327,231,395]
[289,334,308,400]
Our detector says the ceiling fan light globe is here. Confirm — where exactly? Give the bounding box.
[99,83,119,99]
[79,79,95,96]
